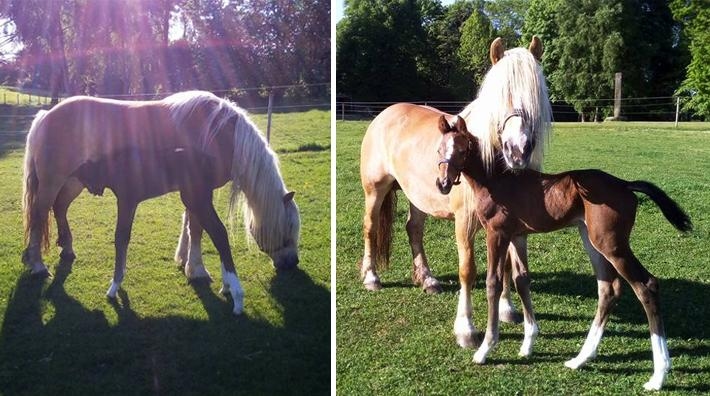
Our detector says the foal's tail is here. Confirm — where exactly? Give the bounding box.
[22,110,50,252]
[374,188,397,271]
[628,181,692,232]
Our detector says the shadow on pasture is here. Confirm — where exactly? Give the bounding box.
[0,259,329,395]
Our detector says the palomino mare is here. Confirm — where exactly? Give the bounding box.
[436,116,691,391]
[359,36,552,347]
[22,91,300,315]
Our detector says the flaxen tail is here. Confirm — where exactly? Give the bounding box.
[628,181,692,232]
[374,188,397,271]
[22,110,50,252]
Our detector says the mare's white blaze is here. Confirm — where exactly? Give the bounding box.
[454,289,477,348]
[519,319,539,357]
[564,322,604,369]
[221,264,244,315]
[644,334,670,391]
[106,280,120,298]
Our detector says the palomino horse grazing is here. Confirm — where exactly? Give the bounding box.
[359,36,552,347]
[21,91,300,315]
[436,116,691,391]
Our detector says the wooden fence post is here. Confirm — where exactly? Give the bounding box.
[266,89,274,143]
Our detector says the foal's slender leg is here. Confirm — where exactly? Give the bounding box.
[183,211,211,281]
[180,189,243,315]
[501,243,524,324]
[453,214,481,348]
[407,204,442,294]
[53,178,83,261]
[508,236,538,358]
[565,222,621,369]
[606,249,669,390]
[107,199,137,298]
[473,231,510,364]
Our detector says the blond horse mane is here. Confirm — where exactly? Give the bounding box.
[164,91,299,254]
[458,47,552,174]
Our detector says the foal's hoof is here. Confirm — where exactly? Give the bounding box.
[500,309,524,325]
[30,268,51,279]
[59,250,76,262]
[363,280,383,291]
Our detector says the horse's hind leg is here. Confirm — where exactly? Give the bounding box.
[453,214,481,348]
[175,210,211,281]
[508,236,538,358]
[501,244,524,324]
[360,182,393,291]
[23,180,64,277]
[53,177,83,262]
[407,204,442,294]
[175,211,189,266]
[107,199,137,298]
[180,188,243,315]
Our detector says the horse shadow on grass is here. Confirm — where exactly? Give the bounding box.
[0,258,329,395]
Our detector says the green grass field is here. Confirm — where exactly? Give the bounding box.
[0,109,330,394]
[336,121,710,395]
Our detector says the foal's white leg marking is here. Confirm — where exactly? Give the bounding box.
[221,264,244,315]
[473,338,494,364]
[454,288,477,348]
[106,280,121,299]
[518,318,539,358]
[644,334,670,391]
[362,269,381,289]
[565,322,604,369]
[185,234,210,280]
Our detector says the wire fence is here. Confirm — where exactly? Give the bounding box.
[336,96,691,123]
[0,83,331,138]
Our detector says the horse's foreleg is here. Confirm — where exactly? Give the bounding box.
[182,211,211,281]
[181,189,243,315]
[501,243,524,324]
[508,236,538,358]
[107,199,137,298]
[175,211,189,266]
[53,177,83,262]
[407,204,441,294]
[453,215,481,348]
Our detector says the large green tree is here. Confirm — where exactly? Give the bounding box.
[457,1,495,91]
[671,0,710,119]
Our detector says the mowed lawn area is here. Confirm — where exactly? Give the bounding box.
[0,108,331,394]
[336,120,709,395]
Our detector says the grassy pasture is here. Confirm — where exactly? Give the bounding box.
[336,120,710,395]
[0,109,330,394]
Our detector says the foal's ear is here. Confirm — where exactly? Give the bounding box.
[529,35,543,61]
[438,115,451,134]
[283,191,296,203]
[453,116,467,134]
[490,37,505,65]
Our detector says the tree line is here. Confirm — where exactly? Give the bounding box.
[337,0,709,120]
[0,0,330,107]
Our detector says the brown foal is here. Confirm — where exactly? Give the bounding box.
[435,115,691,391]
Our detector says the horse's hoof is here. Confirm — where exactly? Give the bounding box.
[423,282,443,294]
[457,331,484,349]
[363,280,383,291]
[500,310,524,325]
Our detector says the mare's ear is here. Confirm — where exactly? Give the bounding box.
[283,191,296,203]
[529,35,543,61]
[453,116,467,134]
[490,37,505,65]
[438,115,450,134]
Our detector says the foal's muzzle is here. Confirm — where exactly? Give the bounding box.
[436,177,454,195]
